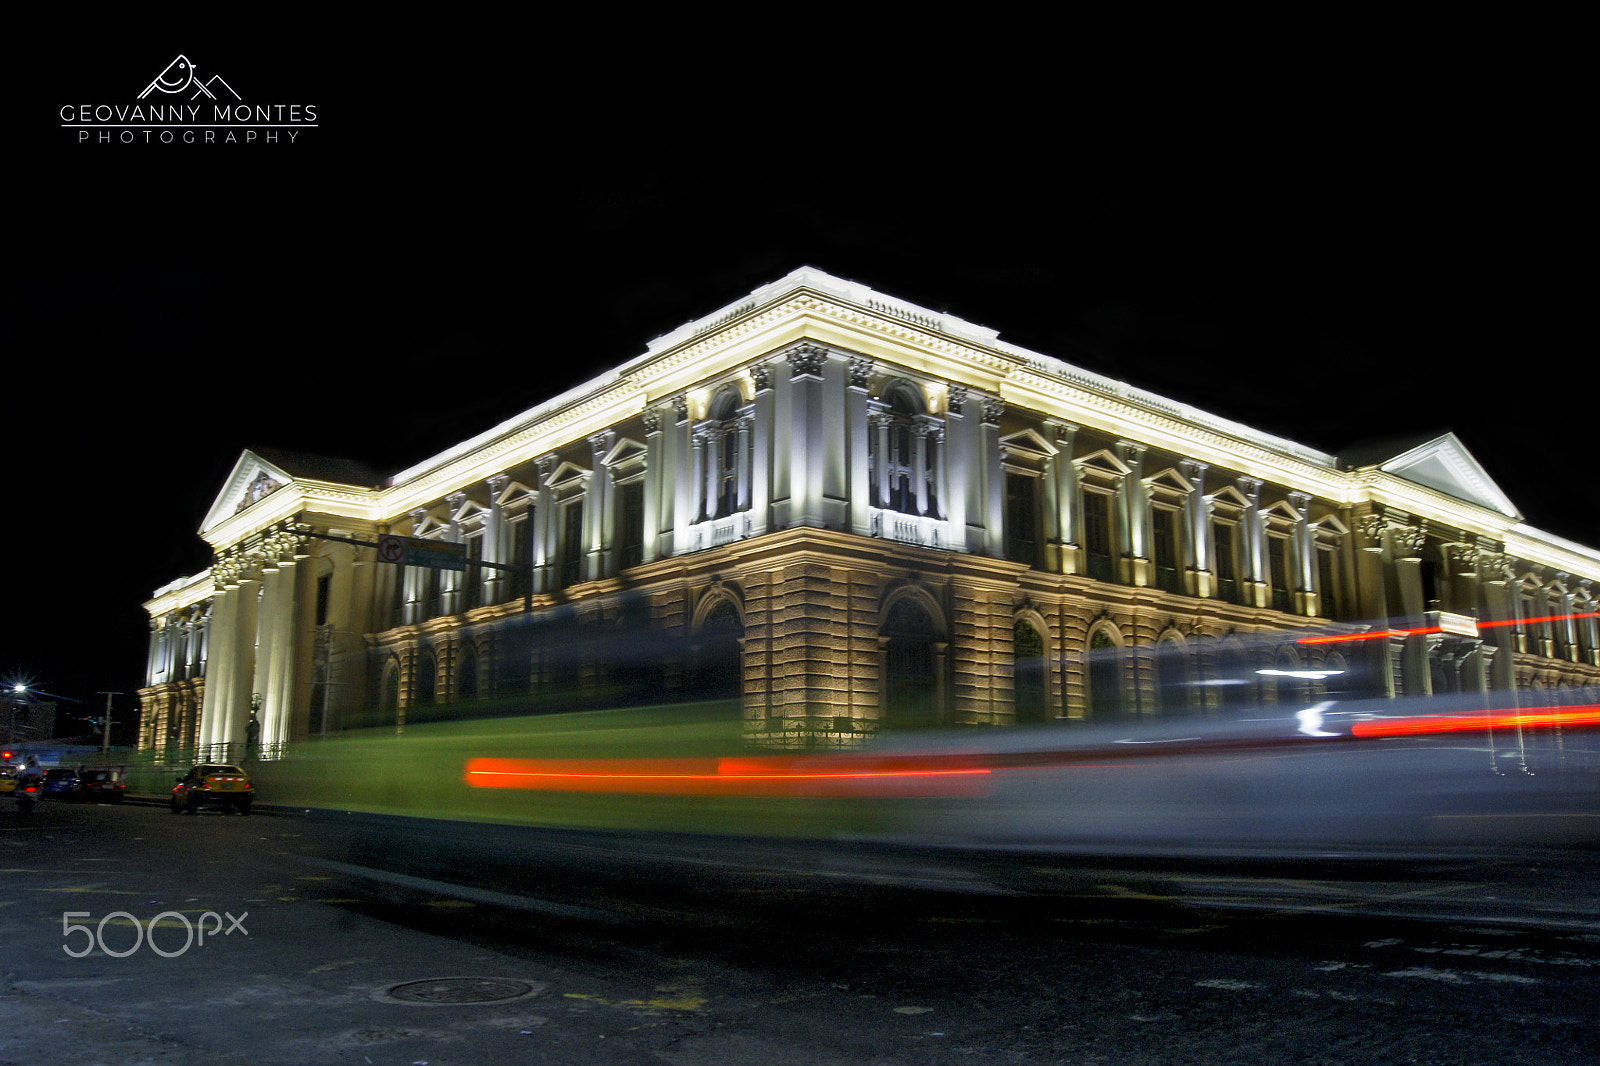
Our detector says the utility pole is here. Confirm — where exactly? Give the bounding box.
[96,692,121,755]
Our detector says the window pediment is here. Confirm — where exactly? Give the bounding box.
[1145,466,1195,498]
[1075,448,1132,481]
[1206,484,1254,513]
[605,436,648,470]
[999,428,1057,461]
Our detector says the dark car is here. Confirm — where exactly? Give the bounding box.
[171,764,253,815]
[75,768,126,803]
[40,768,80,798]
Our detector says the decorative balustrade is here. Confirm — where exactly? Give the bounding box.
[869,508,950,550]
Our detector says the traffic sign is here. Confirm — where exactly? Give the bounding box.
[375,535,468,571]
[377,535,407,564]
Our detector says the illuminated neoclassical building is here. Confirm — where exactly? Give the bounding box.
[139,267,1600,756]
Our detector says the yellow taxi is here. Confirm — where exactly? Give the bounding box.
[171,764,254,815]
[0,768,15,795]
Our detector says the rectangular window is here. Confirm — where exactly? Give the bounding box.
[619,481,645,569]
[1152,507,1180,593]
[1005,473,1040,569]
[717,429,739,517]
[559,501,584,587]
[508,512,531,600]
[464,533,483,610]
[315,574,331,626]
[1317,545,1339,619]
[1084,490,1114,582]
[1215,522,1238,603]
[1270,535,1292,612]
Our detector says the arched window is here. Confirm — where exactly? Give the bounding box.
[1154,639,1190,716]
[691,598,743,702]
[1087,628,1123,720]
[699,388,749,522]
[1013,620,1049,724]
[1213,642,1255,716]
[883,598,941,728]
[414,651,436,706]
[871,384,941,518]
[382,658,401,725]
[457,644,479,701]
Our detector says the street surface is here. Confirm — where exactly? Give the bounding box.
[2,799,1598,1065]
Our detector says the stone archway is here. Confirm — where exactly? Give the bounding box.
[882,597,943,729]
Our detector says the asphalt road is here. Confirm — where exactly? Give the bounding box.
[2,799,1598,1065]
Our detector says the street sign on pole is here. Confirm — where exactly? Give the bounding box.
[382,536,468,572]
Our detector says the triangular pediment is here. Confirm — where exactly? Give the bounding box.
[201,450,297,534]
[1356,433,1521,519]
[1144,466,1195,495]
[999,428,1057,459]
[451,497,490,525]
[605,436,648,469]
[1263,499,1303,523]
[1206,484,1254,512]
[545,460,593,490]
[1075,448,1132,478]
[200,448,384,536]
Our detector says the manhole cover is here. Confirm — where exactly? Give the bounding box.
[373,977,545,1006]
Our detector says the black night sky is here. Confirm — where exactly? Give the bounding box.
[5,27,1586,735]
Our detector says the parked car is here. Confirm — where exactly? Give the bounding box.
[75,768,126,803]
[171,764,253,815]
[40,768,80,799]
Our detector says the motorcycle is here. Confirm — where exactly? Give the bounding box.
[14,779,41,815]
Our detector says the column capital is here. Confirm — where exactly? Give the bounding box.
[786,343,828,379]
[848,355,874,390]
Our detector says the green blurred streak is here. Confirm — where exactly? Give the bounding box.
[241,701,885,839]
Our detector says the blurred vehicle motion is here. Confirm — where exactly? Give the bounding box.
[39,768,79,799]
[75,767,126,803]
[243,678,1599,865]
[171,764,254,815]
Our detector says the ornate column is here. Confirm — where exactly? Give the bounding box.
[1050,422,1081,575]
[642,411,663,564]
[1236,477,1267,608]
[1289,491,1315,615]
[1116,442,1150,587]
[444,492,467,615]
[942,386,971,552]
[846,356,872,536]
[913,420,932,516]
[534,454,556,593]
[736,412,754,514]
[749,365,773,537]
[588,430,613,580]
[1476,549,1518,692]
[981,397,1005,557]
[484,475,508,604]
[259,523,311,753]
[1180,460,1211,597]
[670,395,692,551]
[786,343,827,529]
[1388,520,1430,697]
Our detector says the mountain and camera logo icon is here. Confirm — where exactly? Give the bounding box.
[138,54,241,101]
